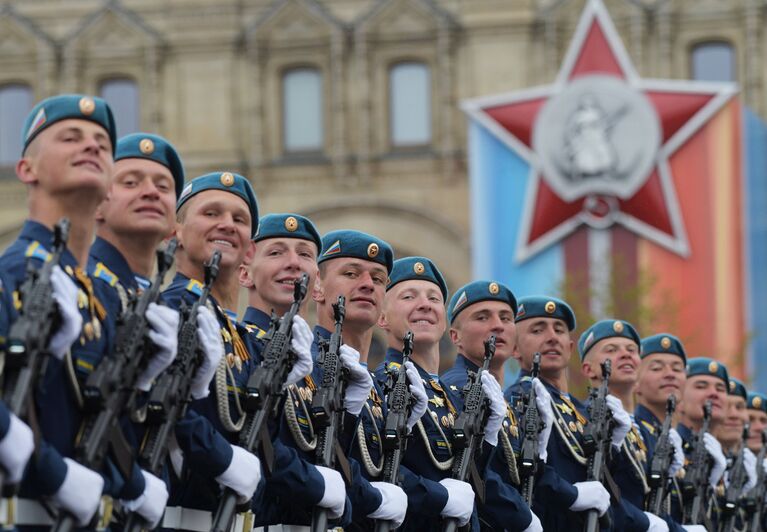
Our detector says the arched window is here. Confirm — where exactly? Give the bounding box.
[691,42,735,82]
[99,77,139,139]
[0,84,32,164]
[389,62,431,147]
[282,67,323,153]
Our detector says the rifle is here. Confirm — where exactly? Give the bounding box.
[122,250,221,532]
[646,395,677,515]
[310,296,352,532]
[719,424,750,532]
[211,273,309,532]
[683,400,713,527]
[374,331,415,532]
[1,218,69,490]
[52,239,177,532]
[519,352,543,505]
[746,429,767,532]
[441,335,495,532]
[582,359,613,532]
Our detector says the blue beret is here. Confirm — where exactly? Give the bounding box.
[254,213,321,251]
[22,94,116,154]
[448,280,517,324]
[686,357,729,386]
[515,296,576,331]
[578,319,640,361]
[387,257,448,301]
[640,333,686,363]
[115,133,185,197]
[177,172,259,237]
[318,230,394,273]
[728,377,747,400]
[747,391,767,412]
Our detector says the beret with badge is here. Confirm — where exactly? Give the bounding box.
[176,172,259,237]
[318,229,394,273]
[515,295,576,331]
[115,133,185,197]
[728,377,747,400]
[254,213,321,252]
[747,391,767,413]
[447,280,517,324]
[686,357,729,386]
[22,94,116,154]
[387,256,448,301]
[640,333,686,363]
[578,319,640,361]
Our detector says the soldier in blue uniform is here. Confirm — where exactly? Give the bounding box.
[505,296,611,531]
[440,278,546,531]
[579,320,671,532]
[745,391,767,453]
[0,94,169,530]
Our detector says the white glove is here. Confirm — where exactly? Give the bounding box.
[763,457,767,475]
[606,395,631,449]
[48,265,83,359]
[0,413,34,483]
[439,478,474,527]
[316,465,346,519]
[702,433,726,487]
[570,480,611,516]
[742,448,758,491]
[523,511,543,532]
[368,481,408,528]
[339,345,373,416]
[532,378,554,462]
[682,526,707,532]
[190,306,224,399]
[215,445,262,503]
[286,315,313,385]
[405,361,427,432]
[644,512,669,532]
[668,428,684,477]
[51,458,104,527]
[480,372,505,446]
[120,470,168,529]
[136,303,179,391]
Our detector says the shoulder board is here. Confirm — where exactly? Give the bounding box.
[24,241,51,262]
[640,420,656,435]
[185,279,203,297]
[92,262,118,287]
[519,376,533,382]
[245,323,267,338]
[387,361,401,370]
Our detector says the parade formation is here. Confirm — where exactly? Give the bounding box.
[0,92,765,532]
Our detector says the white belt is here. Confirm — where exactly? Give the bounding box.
[162,507,254,532]
[0,498,55,526]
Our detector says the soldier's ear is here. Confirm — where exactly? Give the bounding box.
[15,157,37,185]
[242,240,256,264]
[580,359,595,380]
[377,310,389,331]
[449,327,460,347]
[511,342,522,362]
[238,263,254,288]
[312,274,325,303]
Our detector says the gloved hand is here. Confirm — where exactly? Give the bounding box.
[606,395,631,448]
[405,361,427,432]
[682,526,707,532]
[51,458,104,527]
[368,481,408,528]
[522,511,543,532]
[480,372,506,446]
[570,481,610,516]
[532,378,554,462]
[286,315,313,385]
[668,428,684,477]
[644,512,669,532]
[742,448,758,491]
[120,470,168,529]
[190,306,224,399]
[0,413,34,483]
[48,265,83,359]
[339,345,373,416]
[316,465,346,519]
[136,303,179,391]
[439,478,474,527]
[702,433,726,487]
[215,445,262,503]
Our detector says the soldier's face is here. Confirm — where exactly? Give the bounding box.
[581,337,640,388]
[97,158,176,239]
[746,409,767,452]
[241,237,318,311]
[513,317,573,374]
[636,353,686,407]
[19,119,113,198]
[449,301,516,364]
[380,280,446,347]
[716,395,748,448]
[175,190,253,270]
[314,259,388,329]
[679,375,727,424]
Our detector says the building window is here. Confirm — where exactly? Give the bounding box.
[389,62,431,147]
[282,67,323,153]
[0,84,32,164]
[99,77,139,139]
[691,42,735,82]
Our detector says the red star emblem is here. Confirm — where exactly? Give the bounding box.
[463,0,736,262]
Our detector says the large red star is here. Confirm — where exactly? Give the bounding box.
[463,0,736,262]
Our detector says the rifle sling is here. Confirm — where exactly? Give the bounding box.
[108,425,135,481]
[333,440,353,486]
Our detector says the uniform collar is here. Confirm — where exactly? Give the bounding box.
[89,236,137,291]
[168,271,222,309]
[454,353,479,372]
[243,306,272,330]
[634,403,661,428]
[385,348,435,380]
[676,422,694,443]
[19,219,79,269]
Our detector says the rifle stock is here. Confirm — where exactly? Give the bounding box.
[582,359,613,532]
[684,400,713,527]
[646,395,677,514]
[519,352,542,504]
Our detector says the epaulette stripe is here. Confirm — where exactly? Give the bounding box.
[93,262,118,287]
[25,241,51,262]
[76,359,94,372]
[185,279,203,296]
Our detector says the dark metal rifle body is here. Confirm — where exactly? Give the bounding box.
[646,395,677,514]
[519,352,543,504]
[684,401,713,526]
[746,429,766,532]
[719,425,750,532]
[582,359,613,532]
